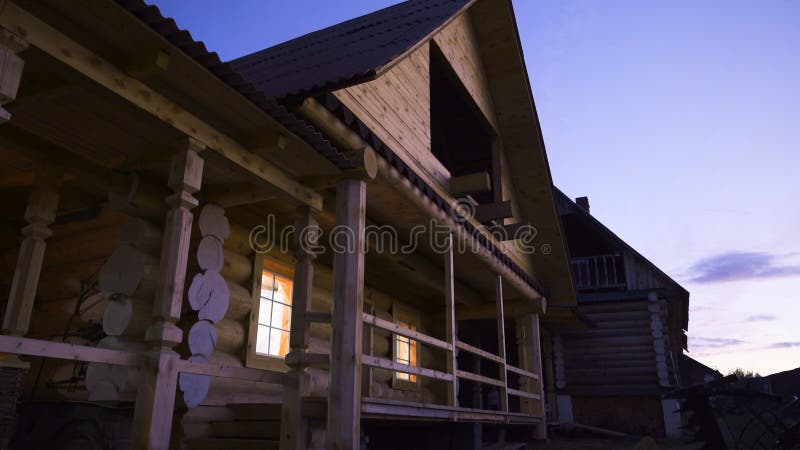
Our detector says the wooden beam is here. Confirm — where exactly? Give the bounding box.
[455,297,544,320]
[175,358,284,384]
[2,162,62,338]
[0,334,140,366]
[327,178,366,450]
[444,233,458,407]
[0,2,323,211]
[203,183,275,208]
[361,355,454,382]
[507,388,542,402]
[362,312,452,351]
[506,364,540,382]
[449,172,491,197]
[455,340,504,364]
[495,275,508,412]
[455,369,505,388]
[125,49,170,78]
[296,97,380,178]
[474,200,513,223]
[132,141,203,450]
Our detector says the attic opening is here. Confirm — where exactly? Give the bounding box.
[430,43,499,205]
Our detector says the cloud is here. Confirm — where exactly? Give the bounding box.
[768,342,800,349]
[688,251,800,283]
[744,314,777,322]
[689,336,747,349]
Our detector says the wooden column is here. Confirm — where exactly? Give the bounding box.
[494,275,508,412]
[131,140,204,450]
[0,28,28,123]
[281,206,318,450]
[516,314,546,438]
[327,178,366,450]
[540,328,557,421]
[444,233,458,407]
[2,163,62,339]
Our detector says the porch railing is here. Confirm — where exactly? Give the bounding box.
[571,253,626,290]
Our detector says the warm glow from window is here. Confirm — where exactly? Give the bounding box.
[395,320,418,382]
[256,270,293,358]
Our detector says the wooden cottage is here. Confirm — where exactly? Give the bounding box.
[548,190,690,437]
[0,0,582,449]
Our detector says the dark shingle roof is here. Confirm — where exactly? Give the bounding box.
[229,0,471,100]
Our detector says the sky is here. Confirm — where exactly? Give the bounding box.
[152,0,800,376]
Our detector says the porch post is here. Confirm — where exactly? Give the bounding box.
[0,28,28,123]
[327,178,366,450]
[281,206,319,450]
[516,314,547,438]
[131,139,204,450]
[494,275,508,412]
[444,233,458,406]
[2,163,62,339]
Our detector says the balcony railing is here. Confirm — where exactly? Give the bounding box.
[572,253,626,290]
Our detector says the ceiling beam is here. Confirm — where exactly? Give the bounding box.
[0,2,323,211]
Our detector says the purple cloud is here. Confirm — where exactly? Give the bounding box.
[744,314,777,322]
[689,252,800,283]
[769,342,800,349]
[690,337,746,349]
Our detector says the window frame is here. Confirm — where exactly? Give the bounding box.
[245,256,294,373]
[392,302,421,391]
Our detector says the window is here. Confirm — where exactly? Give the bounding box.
[430,43,500,206]
[393,304,420,390]
[255,270,293,358]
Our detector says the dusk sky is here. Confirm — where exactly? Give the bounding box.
[153,0,800,375]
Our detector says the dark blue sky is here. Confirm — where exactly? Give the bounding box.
[153,0,800,375]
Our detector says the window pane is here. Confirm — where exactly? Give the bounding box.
[260,273,275,299]
[271,302,292,331]
[396,372,409,381]
[396,338,410,364]
[256,324,270,355]
[269,329,290,357]
[274,275,293,305]
[258,298,272,325]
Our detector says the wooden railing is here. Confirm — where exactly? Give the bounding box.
[360,306,544,419]
[571,253,626,290]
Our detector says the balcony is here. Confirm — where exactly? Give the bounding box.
[571,253,626,291]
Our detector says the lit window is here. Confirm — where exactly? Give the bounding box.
[395,319,418,383]
[255,270,293,358]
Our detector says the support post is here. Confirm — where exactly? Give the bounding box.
[131,139,204,450]
[0,27,28,123]
[281,206,318,450]
[517,314,546,438]
[2,163,62,339]
[327,178,366,450]
[444,233,458,407]
[494,275,508,412]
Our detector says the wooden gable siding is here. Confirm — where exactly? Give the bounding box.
[333,43,450,188]
[432,11,498,130]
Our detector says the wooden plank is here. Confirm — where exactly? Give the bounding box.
[444,233,458,406]
[0,3,322,211]
[362,312,452,351]
[176,359,284,384]
[455,340,504,364]
[474,201,513,223]
[362,355,454,382]
[0,334,140,366]
[506,364,539,381]
[506,388,541,401]
[455,370,505,388]
[327,178,366,450]
[495,275,508,412]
